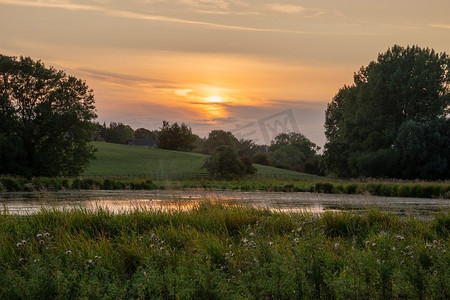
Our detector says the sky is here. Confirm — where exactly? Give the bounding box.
[1,0,450,147]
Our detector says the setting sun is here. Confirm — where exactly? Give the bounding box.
[205,96,224,103]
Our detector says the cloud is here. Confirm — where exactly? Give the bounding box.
[0,0,342,35]
[266,4,306,14]
[431,23,450,29]
[78,68,171,87]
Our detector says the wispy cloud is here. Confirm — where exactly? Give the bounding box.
[0,0,344,35]
[266,4,306,14]
[78,68,170,88]
[431,23,450,29]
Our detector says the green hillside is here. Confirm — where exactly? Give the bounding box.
[85,142,319,179]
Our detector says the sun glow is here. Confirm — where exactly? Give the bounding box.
[205,95,224,103]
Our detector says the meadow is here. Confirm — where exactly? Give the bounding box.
[0,202,449,299]
[84,142,316,179]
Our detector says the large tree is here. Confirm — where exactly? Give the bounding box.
[102,122,135,144]
[204,130,239,154]
[0,55,97,177]
[203,145,256,178]
[268,132,321,174]
[157,120,196,151]
[324,45,450,179]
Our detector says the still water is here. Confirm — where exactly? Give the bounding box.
[1,190,448,217]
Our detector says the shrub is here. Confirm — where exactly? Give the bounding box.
[314,182,334,193]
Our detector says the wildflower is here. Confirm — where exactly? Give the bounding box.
[268,241,273,246]
[365,240,370,245]
[371,243,376,247]
[43,232,50,237]
[297,227,302,232]
[249,232,255,237]
[95,256,101,259]
[87,259,94,264]
[65,249,72,255]
[293,238,300,244]
[392,246,396,251]
[425,244,432,249]
[334,242,340,250]
[16,242,23,248]
[39,240,45,245]
[379,231,386,237]
[19,258,25,263]
[241,238,248,244]
[397,235,404,241]
[36,233,43,238]
[21,240,27,244]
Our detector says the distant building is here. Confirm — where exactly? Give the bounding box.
[128,139,157,148]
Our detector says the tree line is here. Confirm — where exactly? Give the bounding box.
[1,45,449,179]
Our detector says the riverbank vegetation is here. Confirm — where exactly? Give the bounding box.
[0,203,448,299]
[1,176,449,199]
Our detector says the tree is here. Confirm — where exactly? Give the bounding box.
[323,45,450,179]
[135,128,157,140]
[268,132,321,174]
[0,55,97,177]
[202,145,256,178]
[157,121,196,151]
[204,130,239,154]
[102,122,135,144]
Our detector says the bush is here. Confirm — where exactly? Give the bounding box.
[314,182,334,193]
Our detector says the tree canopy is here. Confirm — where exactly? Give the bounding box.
[157,121,196,151]
[100,122,135,144]
[203,145,256,178]
[0,55,97,177]
[323,45,450,179]
[204,130,239,154]
[268,132,321,174]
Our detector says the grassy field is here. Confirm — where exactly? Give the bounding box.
[1,203,449,299]
[84,142,319,179]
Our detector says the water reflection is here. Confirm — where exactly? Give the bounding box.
[1,190,448,217]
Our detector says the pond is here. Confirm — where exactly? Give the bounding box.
[1,190,449,217]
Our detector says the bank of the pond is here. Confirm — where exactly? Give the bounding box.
[1,176,449,199]
[0,203,449,299]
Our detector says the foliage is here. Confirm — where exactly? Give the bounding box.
[203,145,256,178]
[157,120,196,151]
[0,204,449,299]
[0,175,448,199]
[324,45,450,179]
[268,132,321,174]
[204,130,239,154]
[0,54,97,177]
[134,127,157,140]
[100,122,135,144]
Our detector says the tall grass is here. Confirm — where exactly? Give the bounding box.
[0,203,449,299]
[2,176,449,199]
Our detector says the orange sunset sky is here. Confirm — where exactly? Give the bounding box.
[1,0,450,146]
